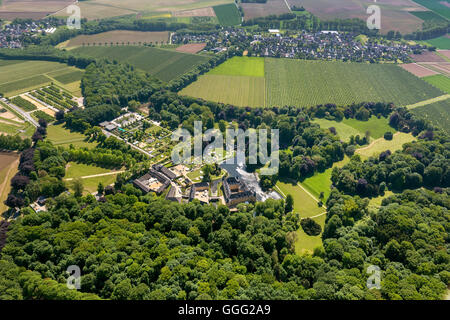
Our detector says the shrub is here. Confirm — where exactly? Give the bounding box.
[300,218,322,236]
[384,131,393,140]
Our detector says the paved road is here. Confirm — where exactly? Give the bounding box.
[1,98,39,127]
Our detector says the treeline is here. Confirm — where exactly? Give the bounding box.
[331,130,449,197]
[0,46,95,69]
[167,50,235,92]
[404,21,449,41]
[322,188,449,299]
[0,135,31,152]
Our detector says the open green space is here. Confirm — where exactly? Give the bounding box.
[423,74,450,93]
[46,124,98,149]
[312,118,361,142]
[295,214,325,255]
[356,132,416,158]
[275,181,324,219]
[411,97,450,134]
[342,116,395,140]
[71,46,211,82]
[65,162,112,179]
[301,157,350,202]
[208,57,264,77]
[213,3,241,26]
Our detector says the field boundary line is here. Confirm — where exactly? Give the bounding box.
[64,170,125,181]
[405,94,450,109]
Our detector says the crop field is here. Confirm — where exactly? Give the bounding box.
[411,97,450,134]
[64,31,170,48]
[287,0,425,34]
[208,57,264,77]
[53,0,233,20]
[241,0,290,21]
[265,58,443,108]
[410,51,447,63]
[0,60,83,97]
[410,10,448,22]
[72,46,211,82]
[412,0,450,20]
[0,0,72,20]
[342,116,396,139]
[181,57,444,108]
[427,36,450,50]
[400,63,439,77]
[0,153,19,214]
[356,132,416,158]
[180,74,266,107]
[423,74,450,93]
[213,3,241,26]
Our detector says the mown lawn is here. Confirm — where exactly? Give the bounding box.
[356,132,416,158]
[301,156,350,202]
[312,118,361,142]
[342,116,396,140]
[46,124,97,149]
[65,162,112,179]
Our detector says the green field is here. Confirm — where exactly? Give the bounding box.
[411,97,450,134]
[275,181,325,254]
[312,118,362,142]
[213,3,241,26]
[182,57,443,108]
[423,74,450,93]
[301,157,350,202]
[0,60,83,97]
[208,57,264,77]
[356,132,416,158]
[313,116,395,142]
[411,0,450,20]
[47,124,98,149]
[65,162,112,179]
[426,36,450,50]
[410,11,448,23]
[65,162,119,194]
[72,46,211,82]
[181,74,266,107]
[342,116,395,140]
[265,58,443,107]
[47,69,84,85]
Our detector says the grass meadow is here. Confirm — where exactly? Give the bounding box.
[46,124,98,149]
[356,132,416,158]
